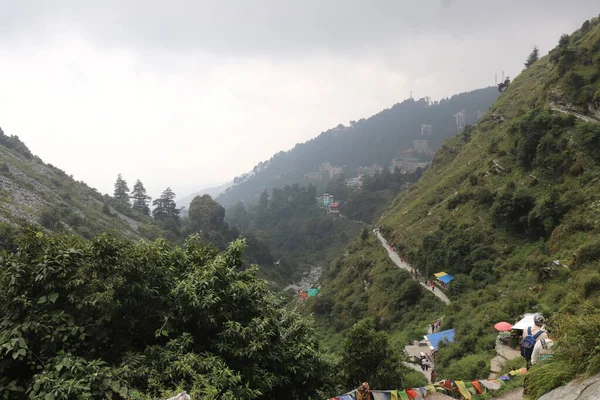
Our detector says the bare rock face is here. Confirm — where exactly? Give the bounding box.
[537,374,600,400]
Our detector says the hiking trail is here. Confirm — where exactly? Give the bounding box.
[374,229,451,305]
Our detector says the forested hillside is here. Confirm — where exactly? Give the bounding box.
[313,16,600,398]
[227,184,361,285]
[217,88,498,207]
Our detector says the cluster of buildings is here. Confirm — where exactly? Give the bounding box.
[389,156,429,174]
[316,193,339,214]
[307,162,345,181]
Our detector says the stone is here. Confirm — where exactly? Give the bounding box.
[537,374,600,400]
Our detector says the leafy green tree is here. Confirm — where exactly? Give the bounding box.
[340,319,405,389]
[113,174,130,204]
[0,231,333,399]
[524,45,539,69]
[188,194,225,232]
[152,187,179,221]
[130,179,151,215]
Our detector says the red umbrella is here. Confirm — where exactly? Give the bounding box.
[494,322,512,332]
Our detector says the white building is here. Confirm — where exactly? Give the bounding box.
[413,140,429,153]
[421,124,432,137]
[454,110,466,132]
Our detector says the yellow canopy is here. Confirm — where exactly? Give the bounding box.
[434,272,448,278]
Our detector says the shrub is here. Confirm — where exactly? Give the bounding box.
[0,234,335,399]
[574,241,600,268]
[39,206,61,230]
[491,188,535,233]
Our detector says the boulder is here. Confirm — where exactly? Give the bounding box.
[538,374,600,400]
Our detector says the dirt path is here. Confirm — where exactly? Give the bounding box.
[374,229,451,305]
[550,103,600,124]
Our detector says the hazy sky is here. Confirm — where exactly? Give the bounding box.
[0,1,597,199]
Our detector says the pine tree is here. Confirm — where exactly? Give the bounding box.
[130,179,151,215]
[114,174,130,204]
[152,187,179,221]
[525,46,539,69]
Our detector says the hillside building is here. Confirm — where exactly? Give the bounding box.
[356,164,384,177]
[413,140,429,153]
[454,110,466,132]
[390,156,429,173]
[421,124,432,137]
[319,162,344,179]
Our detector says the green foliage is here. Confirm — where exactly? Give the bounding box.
[113,174,130,204]
[130,179,151,215]
[526,307,600,398]
[0,232,332,399]
[39,206,62,230]
[341,169,424,224]
[524,45,539,69]
[228,184,360,285]
[340,319,420,389]
[416,221,494,278]
[491,187,535,234]
[152,187,180,222]
[188,194,226,233]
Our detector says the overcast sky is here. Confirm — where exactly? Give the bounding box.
[0,1,597,199]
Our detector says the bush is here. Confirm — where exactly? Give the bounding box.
[574,241,600,268]
[39,206,61,230]
[491,188,535,233]
[0,233,333,399]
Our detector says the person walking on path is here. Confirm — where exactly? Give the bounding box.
[522,313,548,368]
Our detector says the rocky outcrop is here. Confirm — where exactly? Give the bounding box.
[538,374,600,400]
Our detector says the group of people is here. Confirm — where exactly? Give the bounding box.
[430,319,442,333]
[424,280,436,291]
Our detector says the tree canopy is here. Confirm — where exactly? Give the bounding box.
[113,174,130,204]
[0,231,332,399]
[525,45,539,69]
[130,179,151,215]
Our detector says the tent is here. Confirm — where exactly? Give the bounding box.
[438,274,454,284]
[424,329,455,350]
[512,313,536,330]
[434,272,448,278]
[307,288,320,297]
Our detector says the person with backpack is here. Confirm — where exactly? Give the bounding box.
[521,313,548,368]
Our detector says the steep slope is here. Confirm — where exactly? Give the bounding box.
[316,15,600,397]
[0,129,161,241]
[218,87,498,207]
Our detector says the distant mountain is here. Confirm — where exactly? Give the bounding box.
[0,129,163,241]
[217,87,499,207]
[177,182,231,209]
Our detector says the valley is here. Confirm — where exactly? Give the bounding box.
[2,9,600,400]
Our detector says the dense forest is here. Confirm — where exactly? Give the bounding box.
[217,87,499,207]
[226,184,361,285]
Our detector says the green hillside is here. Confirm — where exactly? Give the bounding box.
[218,87,498,207]
[0,130,168,243]
[315,16,600,398]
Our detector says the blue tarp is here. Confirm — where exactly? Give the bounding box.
[437,274,454,284]
[425,329,455,350]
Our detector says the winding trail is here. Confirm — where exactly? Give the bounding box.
[374,229,451,305]
[550,103,600,124]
